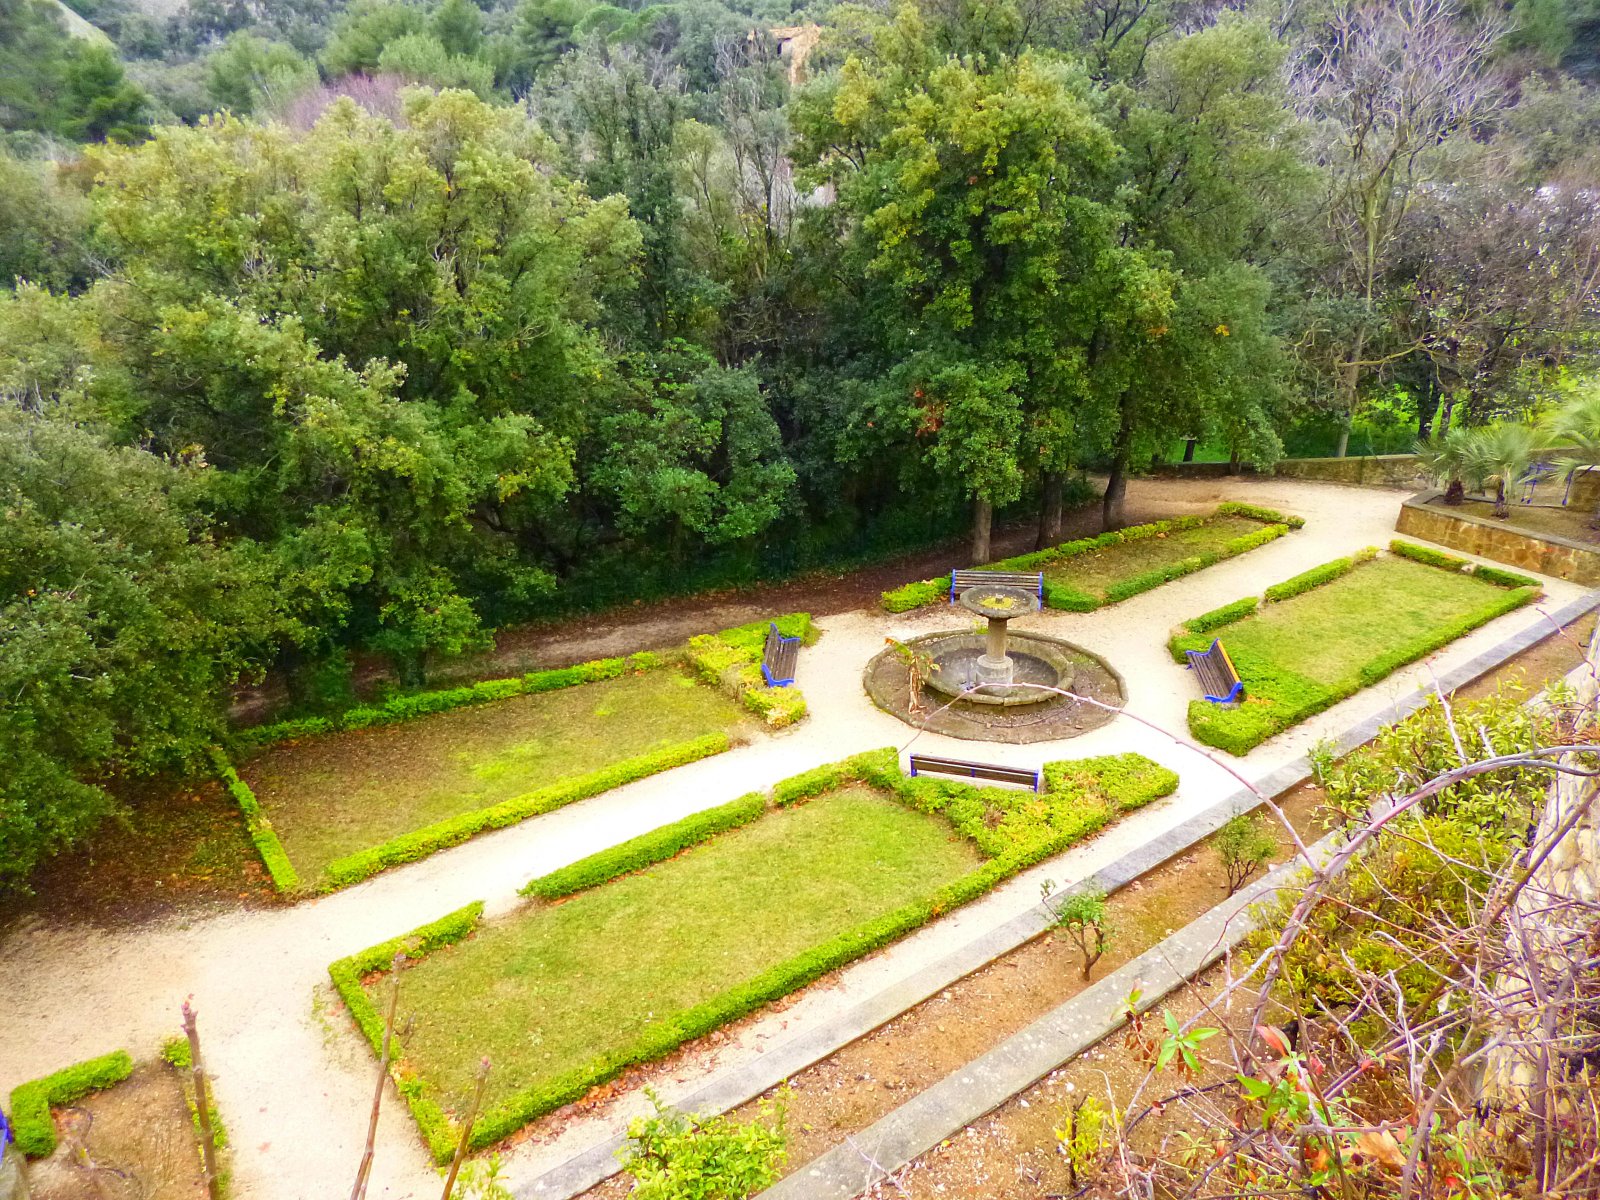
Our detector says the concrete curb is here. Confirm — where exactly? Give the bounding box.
[517,590,1600,1200]
[757,830,1340,1200]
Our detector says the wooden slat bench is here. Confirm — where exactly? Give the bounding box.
[761,622,801,687]
[907,753,1041,792]
[949,569,1045,604]
[1185,639,1243,704]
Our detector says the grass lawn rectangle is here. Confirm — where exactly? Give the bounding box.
[1039,514,1263,601]
[242,667,750,886]
[880,504,1301,612]
[332,748,1179,1157]
[1172,550,1541,755]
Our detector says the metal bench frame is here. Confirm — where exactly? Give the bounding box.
[761,622,801,687]
[949,569,1045,605]
[907,753,1042,792]
[1185,638,1243,704]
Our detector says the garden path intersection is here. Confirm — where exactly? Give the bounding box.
[0,477,1586,1200]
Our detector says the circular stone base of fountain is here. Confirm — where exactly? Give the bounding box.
[864,631,1126,744]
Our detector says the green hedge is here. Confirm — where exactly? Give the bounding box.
[208,746,301,893]
[1472,563,1542,589]
[879,507,1297,613]
[1216,501,1305,530]
[685,613,813,729]
[1174,550,1543,756]
[234,652,667,752]
[347,745,1174,1156]
[161,1037,231,1183]
[328,902,485,1163]
[521,790,769,899]
[319,734,734,891]
[1387,540,1470,572]
[10,1050,135,1157]
[1181,596,1260,638]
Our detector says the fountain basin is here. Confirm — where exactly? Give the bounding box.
[923,632,1077,707]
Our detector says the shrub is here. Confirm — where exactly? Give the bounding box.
[1388,540,1470,572]
[881,577,947,613]
[327,902,485,1163]
[208,745,300,893]
[1215,812,1276,895]
[1473,564,1541,589]
[522,791,769,899]
[1217,501,1305,529]
[320,734,733,890]
[1045,885,1111,980]
[685,614,814,728]
[618,1088,788,1200]
[1262,554,1362,602]
[1182,596,1260,637]
[10,1050,135,1157]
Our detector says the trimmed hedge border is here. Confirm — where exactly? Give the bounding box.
[520,790,769,899]
[232,652,667,753]
[208,745,301,893]
[880,506,1301,614]
[328,903,486,1162]
[685,613,814,729]
[10,1050,135,1157]
[344,748,1178,1159]
[1170,547,1544,755]
[318,734,734,891]
[161,1037,231,1194]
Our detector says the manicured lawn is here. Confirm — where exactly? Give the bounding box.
[1173,553,1540,755]
[383,787,983,1114]
[1042,514,1263,600]
[244,668,749,883]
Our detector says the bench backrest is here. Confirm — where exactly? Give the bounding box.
[761,622,801,687]
[1187,638,1242,703]
[949,569,1045,604]
[908,753,1041,792]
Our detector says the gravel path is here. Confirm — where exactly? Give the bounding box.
[1,477,1582,1200]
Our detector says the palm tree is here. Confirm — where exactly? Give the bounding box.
[1543,386,1600,528]
[1417,424,1540,518]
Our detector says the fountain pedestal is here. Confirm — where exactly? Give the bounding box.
[976,615,1014,686]
[955,583,1042,693]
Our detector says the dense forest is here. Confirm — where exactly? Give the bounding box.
[2,0,1599,889]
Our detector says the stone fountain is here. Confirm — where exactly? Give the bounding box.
[954,583,1039,689]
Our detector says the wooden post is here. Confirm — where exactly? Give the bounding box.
[181,998,221,1199]
[439,1058,491,1200]
[351,953,404,1200]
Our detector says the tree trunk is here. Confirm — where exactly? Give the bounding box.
[971,496,992,564]
[1334,420,1351,459]
[1035,472,1063,550]
[1102,394,1135,531]
[1182,438,1198,463]
[1416,380,1441,440]
[1227,448,1242,476]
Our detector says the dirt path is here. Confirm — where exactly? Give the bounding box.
[0,477,1584,1200]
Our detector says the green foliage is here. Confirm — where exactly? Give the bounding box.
[521,791,768,899]
[1046,886,1111,980]
[0,150,91,289]
[9,1050,135,1157]
[0,0,148,143]
[618,1089,788,1200]
[1216,501,1305,529]
[685,613,813,728]
[0,410,280,894]
[319,734,733,891]
[1472,563,1542,589]
[1182,596,1260,636]
[1214,812,1276,895]
[1387,540,1470,572]
[1312,687,1551,833]
[327,901,485,1162]
[1262,553,1366,603]
[879,509,1296,612]
[204,33,316,114]
[209,746,301,893]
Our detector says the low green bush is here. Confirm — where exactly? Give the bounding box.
[685,613,814,728]
[10,1050,135,1157]
[1182,596,1260,638]
[1216,501,1305,529]
[522,791,769,899]
[1473,564,1541,589]
[328,902,485,1163]
[319,735,734,890]
[1261,553,1364,603]
[881,578,947,613]
[208,746,301,893]
[1387,540,1470,572]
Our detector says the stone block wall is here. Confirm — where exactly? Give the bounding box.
[1395,492,1600,586]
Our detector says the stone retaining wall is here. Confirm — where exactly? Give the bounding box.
[1396,491,1600,586]
[1156,454,1428,489]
